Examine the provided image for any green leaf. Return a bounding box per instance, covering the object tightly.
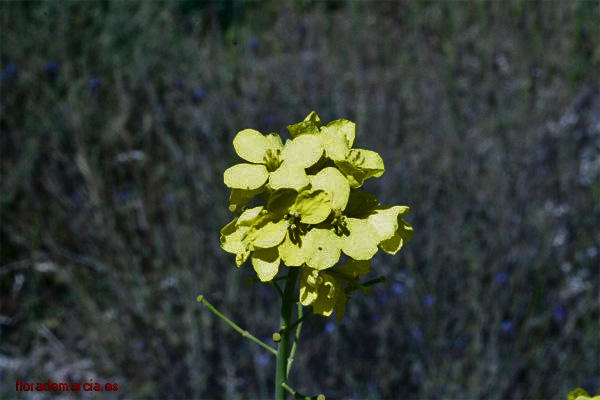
[233,129,274,164]
[278,233,305,266]
[341,218,379,260]
[303,227,341,270]
[223,163,269,190]
[251,247,280,282]
[269,161,310,191]
[293,189,332,224]
[309,167,350,211]
[253,219,288,248]
[281,134,323,168]
[267,188,298,216]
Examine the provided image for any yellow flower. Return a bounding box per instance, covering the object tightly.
[224,128,326,209]
[299,258,371,323]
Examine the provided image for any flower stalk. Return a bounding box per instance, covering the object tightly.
[275,267,300,400]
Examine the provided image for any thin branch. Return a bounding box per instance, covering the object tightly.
[287,303,305,377]
[197,295,277,356]
[281,382,325,400]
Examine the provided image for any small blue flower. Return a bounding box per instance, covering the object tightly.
[44,60,60,77]
[90,75,101,89]
[249,37,259,50]
[501,320,513,333]
[1,63,18,81]
[192,86,206,103]
[263,114,274,126]
[366,381,377,392]
[118,191,130,204]
[324,321,335,334]
[392,282,405,295]
[423,294,436,308]
[553,304,567,323]
[495,271,509,285]
[410,327,423,342]
[253,353,271,367]
[376,294,388,305]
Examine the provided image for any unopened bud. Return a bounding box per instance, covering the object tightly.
[317,395,326,400]
[196,295,204,302]
[272,333,281,342]
[228,204,237,212]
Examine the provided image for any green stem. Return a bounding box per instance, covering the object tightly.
[197,295,277,356]
[287,303,304,378]
[289,305,313,331]
[281,382,325,400]
[275,267,300,400]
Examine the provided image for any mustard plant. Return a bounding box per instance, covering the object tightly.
[198,111,413,399]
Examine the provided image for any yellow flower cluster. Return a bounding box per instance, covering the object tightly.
[220,112,413,322]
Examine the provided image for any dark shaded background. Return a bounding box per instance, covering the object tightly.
[1,1,599,399]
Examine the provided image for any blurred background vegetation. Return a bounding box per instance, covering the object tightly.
[1,1,599,399]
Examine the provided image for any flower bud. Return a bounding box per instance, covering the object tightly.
[272,332,281,342]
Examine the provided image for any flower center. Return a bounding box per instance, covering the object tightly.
[263,148,282,172]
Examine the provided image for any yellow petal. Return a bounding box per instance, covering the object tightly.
[341,218,379,260]
[335,258,371,278]
[380,218,414,255]
[324,119,355,148]
[299,268,319,306]
[220,218,246,254]
[303,228,341,270]
[251,247,280,282]
[237,206,266,226]
[269,162,310,191]
[367,205,410,241]
[312,274,340,316]
[233,129,272,164]
[229,187,264,208]
[265,133,284,151]
[253,219,288,248]
[309,167,350,211]
[281,134,323,168]
[278,233,305,267]
[335,149,385,188]
[293,190,332,225]
[224,163,268,190]
[267,188,298,216]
